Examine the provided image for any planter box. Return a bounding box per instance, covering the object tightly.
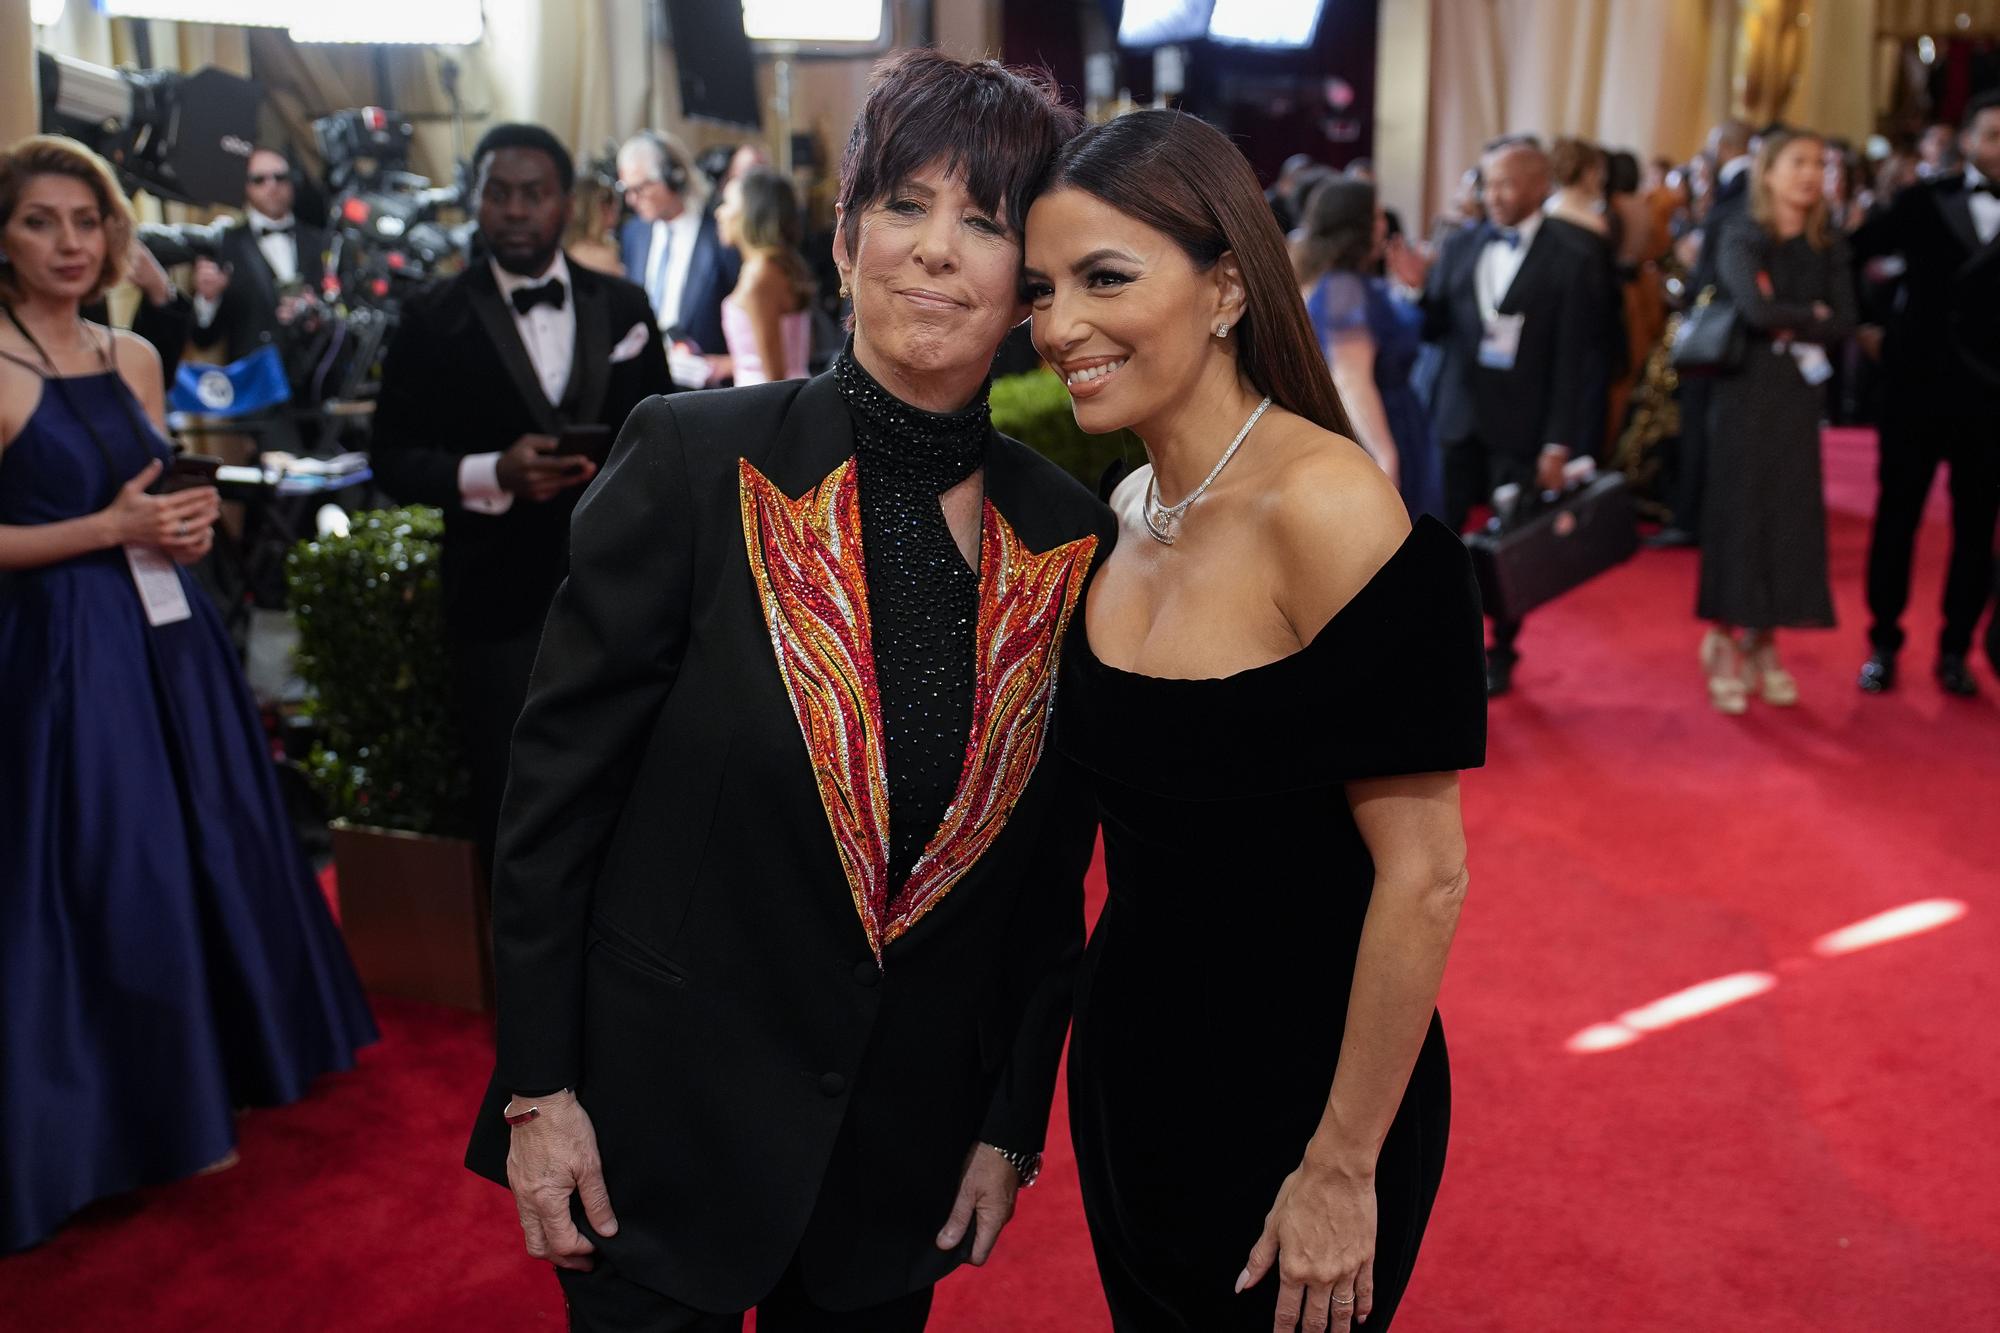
[329,820,492,1012]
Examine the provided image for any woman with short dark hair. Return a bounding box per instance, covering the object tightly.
[1025,109,1485,1332]
[465,51,1111,1331]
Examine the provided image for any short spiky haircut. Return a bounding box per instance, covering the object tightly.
[836,48,1080,258]
[472,122,575,194]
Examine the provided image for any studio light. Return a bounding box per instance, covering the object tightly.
[289,0,484,45]
[96,1,288,25]
[29,0,67,26]
[1118,0,1213,48]
[741,0,885,44]
[1207,0,1327,48]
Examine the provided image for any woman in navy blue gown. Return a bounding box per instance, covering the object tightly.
[1295,176,1446,524]
[0,136,376,1253]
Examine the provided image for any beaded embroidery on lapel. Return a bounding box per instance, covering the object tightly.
[739,457,1097,962]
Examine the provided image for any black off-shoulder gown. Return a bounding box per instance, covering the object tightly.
[1057,516,1488,1331]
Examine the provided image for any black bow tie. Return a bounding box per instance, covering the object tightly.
[1494,226,1523,250]
[1970,179,2000,199]
[511,279,567,316]
[255,222,293,237]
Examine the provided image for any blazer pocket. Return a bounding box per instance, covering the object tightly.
[589,912,691,988]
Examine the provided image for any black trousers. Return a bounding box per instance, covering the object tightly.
[1443,435,1536,659]
[1669,379,1713,537]
[1864,406,2000,657]
[449,627,543,871]
[557,1257,934,1332]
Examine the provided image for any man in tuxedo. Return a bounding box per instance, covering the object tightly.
[1851,91,2000,697]
[1654,119,1754,548]
[1423,136,1612,696]
[189,147,328,367]
[615,130,741,389]
[371,123,671,862]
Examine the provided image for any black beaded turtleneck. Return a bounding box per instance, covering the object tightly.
[836,344,988,890]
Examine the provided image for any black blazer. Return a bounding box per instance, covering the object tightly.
[1690,167,1751,298]
[618,211,743,355]
[463,370,1116,1311]
[1850,174,2000,405]
[189,219,330,364]
[1421,217,1611,461]
[369,259,670,640]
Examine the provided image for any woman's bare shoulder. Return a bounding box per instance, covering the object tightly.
[1260,415,1411,632]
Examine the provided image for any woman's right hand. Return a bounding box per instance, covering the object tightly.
[101,460,221,555]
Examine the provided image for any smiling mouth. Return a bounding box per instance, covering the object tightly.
[1063,358,1127,387]
[898,289,961,308]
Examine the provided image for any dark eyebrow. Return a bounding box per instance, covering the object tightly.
[1068,248,1140,274]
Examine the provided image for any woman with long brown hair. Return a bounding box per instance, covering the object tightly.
[1697,126,1855,713]
[1024,110,1486,1332]
[713,164,815,383]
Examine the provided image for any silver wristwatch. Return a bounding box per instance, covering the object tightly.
[981,1141,1043,1187]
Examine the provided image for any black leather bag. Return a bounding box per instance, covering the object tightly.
[1670,287,1747,377]
[1464,473,1638,623]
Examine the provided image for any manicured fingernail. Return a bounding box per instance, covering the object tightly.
[1234,1268,1250,1293]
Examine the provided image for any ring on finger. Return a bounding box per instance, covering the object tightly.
[1331,1293,1356,1306]
[177,520,189,537]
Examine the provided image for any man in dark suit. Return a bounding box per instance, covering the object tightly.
[615,130,741,389]
[1851,91,2000,697]
[189,147,329,367]
[370,123,671,862]
[1654,119,1754,548]
[1423,135,1612,695]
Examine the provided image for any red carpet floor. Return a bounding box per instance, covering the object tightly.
[5,429,1997,1331]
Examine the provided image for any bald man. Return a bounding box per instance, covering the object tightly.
[1422,136,1613,696]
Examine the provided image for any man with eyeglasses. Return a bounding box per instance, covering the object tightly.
[190,146,327,367]
[615,131,740,388]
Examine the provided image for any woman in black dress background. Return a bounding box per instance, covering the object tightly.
[1697,127,1856,713]
[1023,112,1485,1332]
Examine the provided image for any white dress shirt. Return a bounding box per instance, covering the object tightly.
[457,254,578,517]
[193,209,300,329]
[646,210,704,332]
[1717,155,1752,192]
[1967,169,2000,247]
[1475,211,1542,323]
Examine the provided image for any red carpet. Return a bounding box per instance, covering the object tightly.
[5,430,1997,1331]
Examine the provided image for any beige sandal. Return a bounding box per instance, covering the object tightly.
[1701,628,1749,715]
[1742,633,1799,707]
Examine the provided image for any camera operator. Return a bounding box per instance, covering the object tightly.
[189,147,327,366]
[369,123,670,868]
[615,130,740,388]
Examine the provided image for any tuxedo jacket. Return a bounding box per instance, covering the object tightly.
[189,219,330,364]
[1850,175,2000,408]
[1421,217,1612,461]
[1690,169,1751,298]
[463,370,1116,1311]
[369,258,670,641]
[619,210,742,355]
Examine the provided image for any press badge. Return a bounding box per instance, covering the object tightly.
[124,544,192,626]
[1479,312,1525,369]
[1790,343,1833,386]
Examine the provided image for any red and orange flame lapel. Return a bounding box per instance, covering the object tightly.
[739,457,1097,963]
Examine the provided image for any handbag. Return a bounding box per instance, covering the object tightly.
[1463,472,1638,624]
[1670,286,1747,377]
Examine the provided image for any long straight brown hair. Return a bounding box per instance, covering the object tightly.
[1042,110,1352,437]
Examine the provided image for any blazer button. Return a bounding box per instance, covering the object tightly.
[853,960,880,987]
[819,1072,847,1097]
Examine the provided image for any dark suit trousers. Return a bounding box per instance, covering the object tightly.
[557,1257,934,1332]
[1670,378,1714,537]
[451,627,543,871]
[1865,405,2000,657]
[1443,435,1536,658]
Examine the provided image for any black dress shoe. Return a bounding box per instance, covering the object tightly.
[1936,654,1979,697]
[1858,652,1896,693]
[1485,654,1514,697]
[1643,527,1697,549]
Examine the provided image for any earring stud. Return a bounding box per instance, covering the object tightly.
[1215,322,1230,337]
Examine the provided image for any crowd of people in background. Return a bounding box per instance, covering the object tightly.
[1272,90,2000,705]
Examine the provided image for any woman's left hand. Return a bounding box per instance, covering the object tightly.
[161,486,221,566]
[1238,1156,1377,1331]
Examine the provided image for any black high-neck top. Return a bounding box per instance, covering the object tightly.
[835,346,989,889]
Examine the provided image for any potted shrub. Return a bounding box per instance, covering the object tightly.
[287,507,491,1011]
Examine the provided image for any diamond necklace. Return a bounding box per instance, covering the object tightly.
[1142,395,1271,545]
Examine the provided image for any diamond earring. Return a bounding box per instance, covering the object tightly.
[1215,322,1230,338]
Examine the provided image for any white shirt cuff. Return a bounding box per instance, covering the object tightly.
[458,452,515,515]
[193,293,221,328]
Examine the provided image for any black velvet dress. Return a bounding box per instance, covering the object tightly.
[1056,515,1488,1331]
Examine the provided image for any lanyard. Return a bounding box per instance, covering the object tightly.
[2,305,160,509]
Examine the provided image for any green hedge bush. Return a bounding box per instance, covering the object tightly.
[990,367,1141,490]
[286,507,469,838]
